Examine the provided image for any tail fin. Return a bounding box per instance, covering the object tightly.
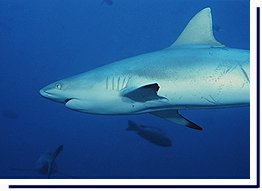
[127,120,139,131]
[52,145,63,160]
[48,145,63,178]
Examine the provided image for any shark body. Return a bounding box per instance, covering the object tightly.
[40,8,249,130]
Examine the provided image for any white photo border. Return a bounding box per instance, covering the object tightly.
[3,0,261,189]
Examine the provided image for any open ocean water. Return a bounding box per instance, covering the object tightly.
[0,0,250,179]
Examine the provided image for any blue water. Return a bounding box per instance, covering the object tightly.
[0,0,250,179]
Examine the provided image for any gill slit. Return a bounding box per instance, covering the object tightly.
[106,77,108,89]
[117,77,120,90]
[112,77,114,90]
[122,77,126,89]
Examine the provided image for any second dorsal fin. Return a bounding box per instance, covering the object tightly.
[170,7,224,48]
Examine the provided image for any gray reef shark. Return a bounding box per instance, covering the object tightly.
[40,8,249,130]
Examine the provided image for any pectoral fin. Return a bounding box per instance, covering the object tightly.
[150,110,203,130]
[121,83,166,102]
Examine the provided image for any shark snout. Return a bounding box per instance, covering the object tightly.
[39,86,56,98]
[39,86,69,103]
[39,88,51,97]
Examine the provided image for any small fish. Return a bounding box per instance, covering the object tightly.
[1,110,18,119]
[101,0,113,6]
[127,120,172,147]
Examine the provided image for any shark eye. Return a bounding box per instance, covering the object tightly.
[55,83,62,90]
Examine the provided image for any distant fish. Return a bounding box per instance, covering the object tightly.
[101,0,113,6]
[35,145,63,178]
[1,110,18,119]
[127,120,172,147]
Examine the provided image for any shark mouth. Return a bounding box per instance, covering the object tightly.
[64,98,84,111]
[64,98,74,104]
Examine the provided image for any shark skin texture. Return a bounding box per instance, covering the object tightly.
[40,8,249,130]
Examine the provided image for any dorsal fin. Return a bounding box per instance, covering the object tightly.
[170,7,224,48]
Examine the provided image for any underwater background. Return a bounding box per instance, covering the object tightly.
[0,0,250,179]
